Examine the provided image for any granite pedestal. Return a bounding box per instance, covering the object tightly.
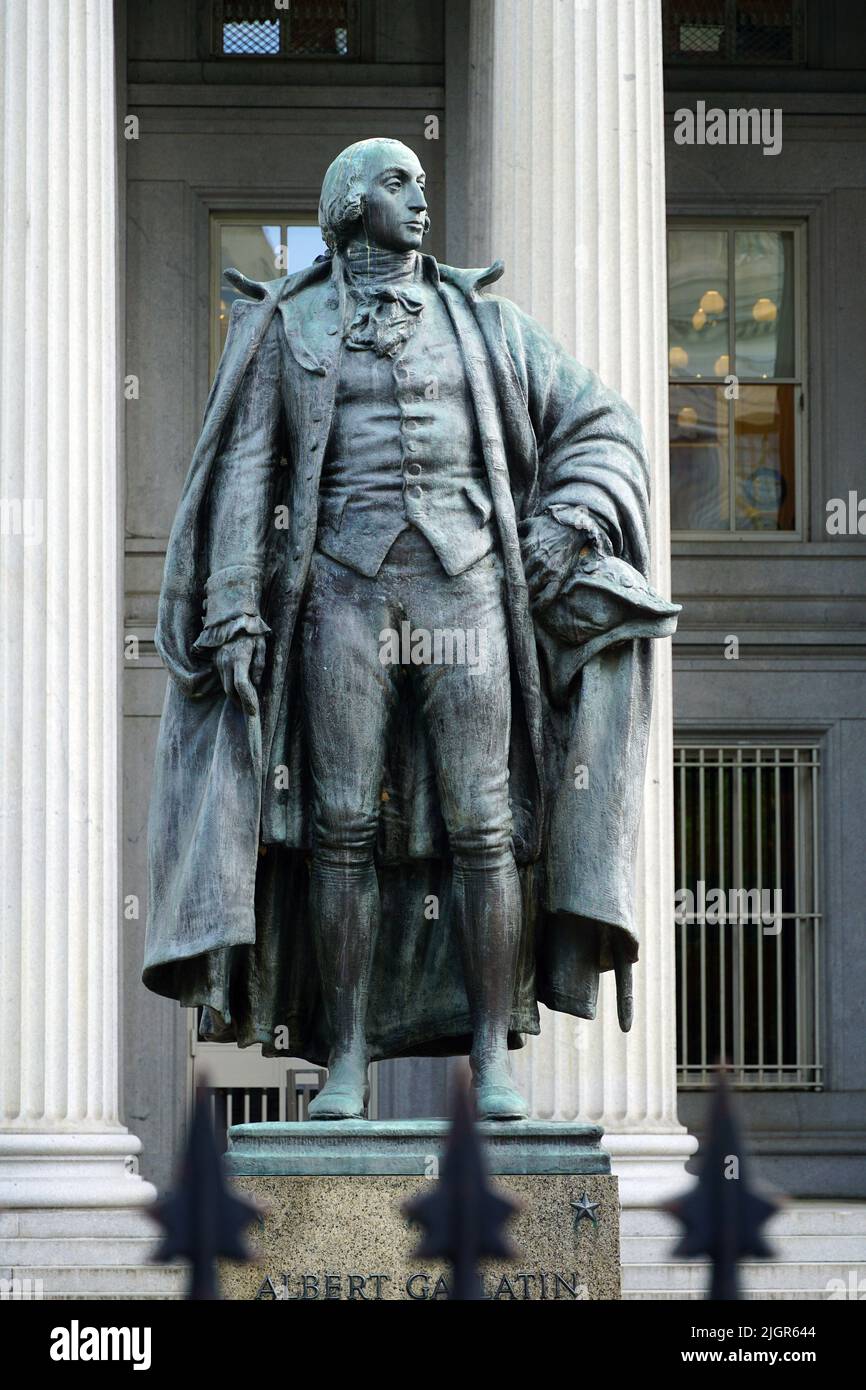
[221,1121,621,1301]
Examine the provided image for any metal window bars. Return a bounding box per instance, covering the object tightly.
[205,1070,327,1153]
[663,0,805,65]
[674,745,821,1089]
[215,1,353,58]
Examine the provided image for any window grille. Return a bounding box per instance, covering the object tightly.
[214,1,353,58]
[674,745,822,1089]
[205,1071,326,1153]
[222,13,280,55]
[663,0,805,65]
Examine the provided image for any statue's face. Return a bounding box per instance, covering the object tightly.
[359,145,428,252]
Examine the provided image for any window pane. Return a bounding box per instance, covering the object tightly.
[734,1,798,63]
[734,385,796,530]
[220,222,283,288]
[669,385,730,531]
[734,230,796,379]
[668,229,730,380]
[663,0,804,66]
[222,21,280,55]
[664,1,727,59]
[287,0,351,55]
[284,224,328,273]
[217,223,282,356]
[214,221,327,364]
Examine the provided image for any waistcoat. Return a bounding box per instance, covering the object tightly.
[317,279,496,577]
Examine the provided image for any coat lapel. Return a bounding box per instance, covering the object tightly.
[438,278,545,840]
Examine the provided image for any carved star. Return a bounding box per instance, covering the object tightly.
[571,1192,600,1229]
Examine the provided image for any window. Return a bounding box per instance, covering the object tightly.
[668,222,805,536]
[674,744,822,1089]
[663,1,805,66]
[213,1,355,57]
[210,214,328,377]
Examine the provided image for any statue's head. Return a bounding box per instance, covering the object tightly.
[318,138,430,255]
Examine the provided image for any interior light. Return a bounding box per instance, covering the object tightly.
[752,297,778,323]
[700,289,726,315]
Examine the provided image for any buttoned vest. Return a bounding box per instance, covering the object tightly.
[316,280,496,577]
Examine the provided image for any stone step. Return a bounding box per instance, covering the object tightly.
[0,1238,165,1265]
[623,1233,866,1264]
[8,1264,188,1295]
[765,1205,866,1235]
[623,1260,866,1293]
[621,1203,866,1239]
[48,1292,186,1301]
[0,1209,161,1239]
[626,1289,839,1302]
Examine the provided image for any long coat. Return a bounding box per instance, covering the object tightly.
[144,254,678,1063]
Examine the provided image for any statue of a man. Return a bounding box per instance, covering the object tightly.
[144,138,678,1121]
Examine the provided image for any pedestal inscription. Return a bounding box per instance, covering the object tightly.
[221,1173,620,1301]
[220,1121,621,1300]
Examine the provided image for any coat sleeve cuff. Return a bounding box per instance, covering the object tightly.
[545,503,612,552]
[193,614,271,652]
[192,565,270,650]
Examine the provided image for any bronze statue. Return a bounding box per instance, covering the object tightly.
[144,138,678,1120]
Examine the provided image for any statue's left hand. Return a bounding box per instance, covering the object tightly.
[519,512,601,609]
[215,634,266,716]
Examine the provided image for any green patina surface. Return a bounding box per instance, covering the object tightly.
[225,1119,611,1177]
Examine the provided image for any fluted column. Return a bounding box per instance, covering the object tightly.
[465,0,695,1202]
[0,0,153,1208]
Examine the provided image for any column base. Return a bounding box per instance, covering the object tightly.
[0,1131,157,1209]
[604,1131,698,1207]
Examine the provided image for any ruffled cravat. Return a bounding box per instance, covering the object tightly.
[341,246,425,357]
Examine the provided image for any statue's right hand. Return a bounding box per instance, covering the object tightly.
[215,634,266,716]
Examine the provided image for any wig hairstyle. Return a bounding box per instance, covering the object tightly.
[318,137,431,252]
